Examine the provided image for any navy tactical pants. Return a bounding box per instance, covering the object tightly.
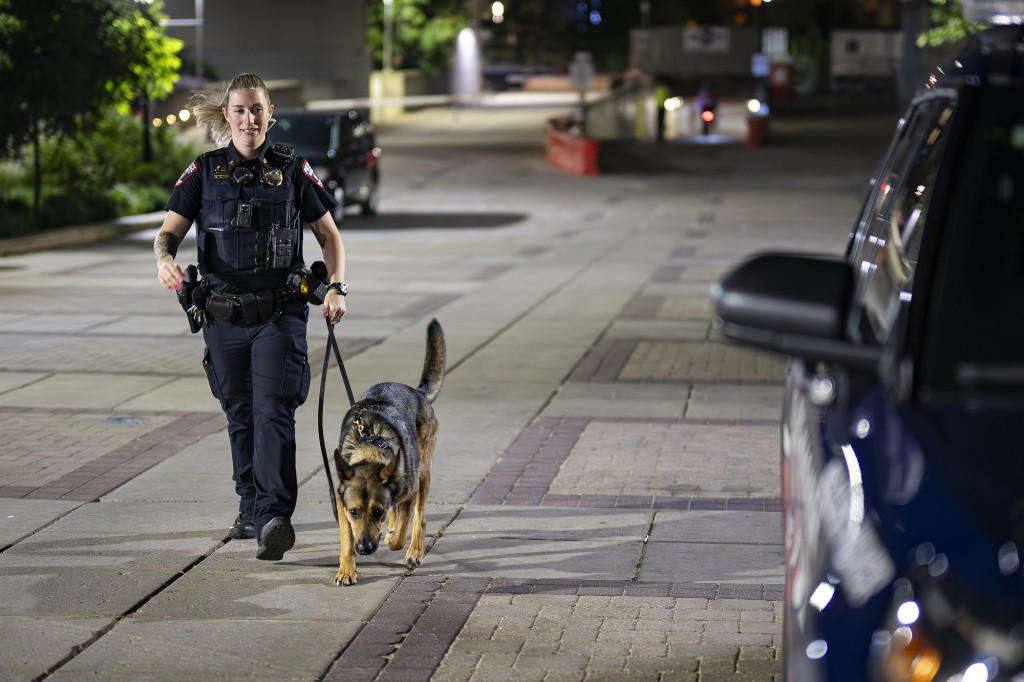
[201,303,310,539]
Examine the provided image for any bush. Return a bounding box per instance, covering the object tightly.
[39,188,120,230]
[110,182,172,215]
[0,199,32,238]
[0,108,205,236]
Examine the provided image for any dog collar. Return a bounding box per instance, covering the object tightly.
[354,417,393,455]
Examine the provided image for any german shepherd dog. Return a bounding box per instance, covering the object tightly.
[332,319,445,586]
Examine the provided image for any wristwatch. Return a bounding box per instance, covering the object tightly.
[327,282,348,296]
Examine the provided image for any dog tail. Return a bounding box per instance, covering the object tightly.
[417,318,445,403]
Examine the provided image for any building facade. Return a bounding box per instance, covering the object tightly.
[160,0,371,105]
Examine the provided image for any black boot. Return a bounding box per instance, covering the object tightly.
[256,517,295,561]
[228,512,255,540]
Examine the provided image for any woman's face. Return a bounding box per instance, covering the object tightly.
[222,88,273,157]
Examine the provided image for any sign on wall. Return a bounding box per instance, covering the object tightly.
[683,26,730,53]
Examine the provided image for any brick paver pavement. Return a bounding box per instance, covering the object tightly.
[0,408,224,502]
[619,342,785,384]
[0,408,177,488]
[327,577,781,682]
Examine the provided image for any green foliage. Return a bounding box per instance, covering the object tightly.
[0,110,203,237]
[0,0,182,227]
[0,0,21,71]
[0,0,182,156]
[108,2,184,115]
[40,110,200,201]
[366,0,469,75]
[913,0,987,47]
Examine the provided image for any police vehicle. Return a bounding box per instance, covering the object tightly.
[271,109,381,224]
[711,2,1024,680]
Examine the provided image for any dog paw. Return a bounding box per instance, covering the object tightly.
[387,535,406,552]
[334,569,357,586]
[404,552,422,570]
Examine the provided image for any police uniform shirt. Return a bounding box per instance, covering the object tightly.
[166,139,337,292]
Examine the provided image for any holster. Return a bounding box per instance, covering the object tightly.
[176,265,202,333]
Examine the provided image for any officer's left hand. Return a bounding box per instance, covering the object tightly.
[324,290,346,326]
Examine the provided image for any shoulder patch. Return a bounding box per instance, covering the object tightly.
[302,160,325,189]
[175,160,198,187]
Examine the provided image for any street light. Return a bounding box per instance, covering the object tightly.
[383,0,394,70]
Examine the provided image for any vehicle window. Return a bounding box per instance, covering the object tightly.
[271,114,334,148]
[847,98,957,345]
[926,88,1024,387]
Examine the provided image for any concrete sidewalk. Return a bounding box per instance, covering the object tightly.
[0,100,896,681]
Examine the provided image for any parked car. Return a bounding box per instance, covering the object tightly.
[711,10,1024,682]
[271,109,381,223]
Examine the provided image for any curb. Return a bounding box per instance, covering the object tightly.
[0,211,165,257]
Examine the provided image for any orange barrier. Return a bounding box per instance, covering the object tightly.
[546,120,600,175]
[746,115,769,147]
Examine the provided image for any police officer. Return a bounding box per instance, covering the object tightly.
[154,74,347,561]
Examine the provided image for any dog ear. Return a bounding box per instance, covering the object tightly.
[380,455,399,484]
[334,448,354,481]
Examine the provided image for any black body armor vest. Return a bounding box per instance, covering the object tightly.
[196,144,302,276]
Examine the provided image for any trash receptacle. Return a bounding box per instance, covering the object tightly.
[769,61,793,101]
[746,115,769,147]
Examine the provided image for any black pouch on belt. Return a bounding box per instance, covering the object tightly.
[235,290,278,325]
[237,292,259,325]
[205,293,237,321]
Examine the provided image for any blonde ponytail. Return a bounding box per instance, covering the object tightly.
[187,73,273,147]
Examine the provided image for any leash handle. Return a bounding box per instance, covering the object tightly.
[318,318,355,522]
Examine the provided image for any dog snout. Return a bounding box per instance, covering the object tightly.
[356,538,378,555]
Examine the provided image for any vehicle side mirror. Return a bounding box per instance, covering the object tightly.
[710,252,885,373]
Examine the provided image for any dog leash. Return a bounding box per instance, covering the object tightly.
[318,318,356,522]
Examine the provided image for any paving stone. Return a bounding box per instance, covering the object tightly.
[639,542,784,584]
[443,505,653,541]
[0,498,82,547]
[687,383,784,422]
[0,615,112,682]
[55,619,361,680]
[548,420,781,499]
[650,510,782,544]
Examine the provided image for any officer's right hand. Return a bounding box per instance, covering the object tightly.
[157,256,185,290]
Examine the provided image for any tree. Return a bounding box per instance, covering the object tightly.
[0,0,181,227]
[366,0,469,75]
[914,0,986,47]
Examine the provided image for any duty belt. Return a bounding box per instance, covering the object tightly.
[204,287,294,325]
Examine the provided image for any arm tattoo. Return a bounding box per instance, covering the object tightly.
[154,231,179,262]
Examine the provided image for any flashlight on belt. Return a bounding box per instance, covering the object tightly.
[286,261,329,305]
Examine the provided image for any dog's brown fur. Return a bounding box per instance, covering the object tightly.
[332,319,444,586]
